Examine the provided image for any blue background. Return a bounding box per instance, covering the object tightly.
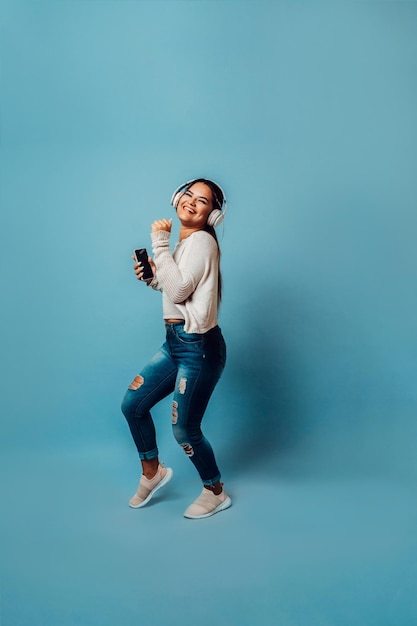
[1,1,416,625]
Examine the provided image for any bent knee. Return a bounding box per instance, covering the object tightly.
[121,394,132,419]
[121,375,144,418]
[172,425,195,458]
[172,424,202,448]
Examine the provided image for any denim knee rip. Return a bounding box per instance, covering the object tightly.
[171,401,178,424]
[181,443,194,457]
[129,375,144,390]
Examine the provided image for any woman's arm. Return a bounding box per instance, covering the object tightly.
[151,221,214,304]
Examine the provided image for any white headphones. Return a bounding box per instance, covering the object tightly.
[170,178,227,228]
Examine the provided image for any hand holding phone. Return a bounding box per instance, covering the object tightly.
[134,248,154,281]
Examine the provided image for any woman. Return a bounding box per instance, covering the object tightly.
[121,178,231,519]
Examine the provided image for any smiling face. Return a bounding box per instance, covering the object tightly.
[176,181,214,230]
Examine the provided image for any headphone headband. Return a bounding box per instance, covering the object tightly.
[170,178,227,227]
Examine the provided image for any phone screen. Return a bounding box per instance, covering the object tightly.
[134,248,153,280]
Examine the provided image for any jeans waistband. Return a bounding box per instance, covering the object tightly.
[164,322,221,339]
[164,320,185,328]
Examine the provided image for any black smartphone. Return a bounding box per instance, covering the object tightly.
[134,248,154,280]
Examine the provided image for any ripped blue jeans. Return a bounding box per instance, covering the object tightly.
[121,322,226,486]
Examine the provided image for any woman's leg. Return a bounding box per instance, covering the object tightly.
[171,327,227,487]
[121,343,177,465]
[121,343,177,508]
[172,327,232,519]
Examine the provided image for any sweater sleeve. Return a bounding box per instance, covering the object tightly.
[151,230,211,304]
[148,275,161,291]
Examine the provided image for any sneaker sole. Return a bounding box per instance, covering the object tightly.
[129,467,173,509]
[183,495,232,519]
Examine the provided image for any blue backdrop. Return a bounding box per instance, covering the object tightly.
[1,2,416,625]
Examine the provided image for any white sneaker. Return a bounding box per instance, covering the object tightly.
[129,465,173,508]
[184,486,231,519]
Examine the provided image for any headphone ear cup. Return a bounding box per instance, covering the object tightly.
[172,192,182,208]
[207,209,224,227]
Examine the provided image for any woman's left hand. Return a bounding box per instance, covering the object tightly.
[151,218,172,233]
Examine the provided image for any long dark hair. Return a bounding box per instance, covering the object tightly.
[190,178,224,306]
[203,223,222,306]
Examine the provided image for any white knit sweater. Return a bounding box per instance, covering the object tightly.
[150,229,219,333]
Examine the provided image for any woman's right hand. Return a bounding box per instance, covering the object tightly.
[132,255,156,284]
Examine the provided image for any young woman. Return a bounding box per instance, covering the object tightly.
[121,178,231,519]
